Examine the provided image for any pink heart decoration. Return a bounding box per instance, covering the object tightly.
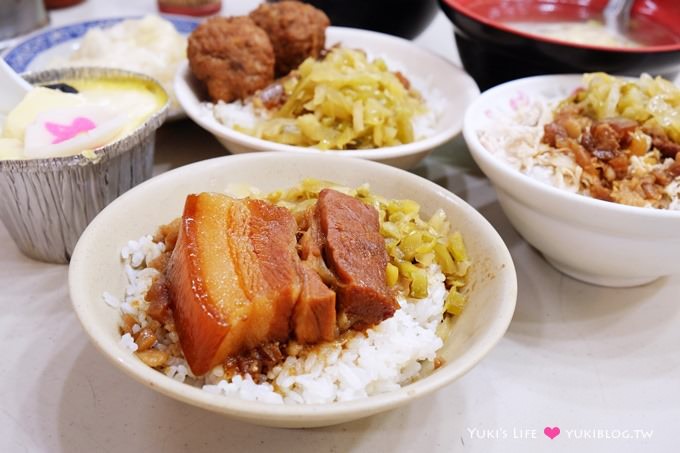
[544,426,560,440]
[45,117,96,144]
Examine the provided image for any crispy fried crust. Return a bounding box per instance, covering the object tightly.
[187,16,275,102]
[250,1,329,77]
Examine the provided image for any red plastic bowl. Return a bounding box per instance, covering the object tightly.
[439,0,680,90]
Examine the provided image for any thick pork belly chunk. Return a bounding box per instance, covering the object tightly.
[316,189,398,329]
[166,193,301,375]
[229,199,303,343]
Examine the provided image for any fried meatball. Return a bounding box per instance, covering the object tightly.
[250,1,330,77]
[187,16,275,103]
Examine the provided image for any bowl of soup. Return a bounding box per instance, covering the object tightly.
[439,0,680,90]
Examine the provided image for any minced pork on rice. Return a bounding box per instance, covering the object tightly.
[478,79,680,210]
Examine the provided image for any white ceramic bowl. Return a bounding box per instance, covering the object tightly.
[463,74,680,287]
[174,26,480,170]
[69,152,516,428]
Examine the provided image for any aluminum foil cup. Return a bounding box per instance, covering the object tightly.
[0,67,169,263]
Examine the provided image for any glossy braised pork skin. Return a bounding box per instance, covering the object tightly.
[165,189,397,376]
[166,193,301,375]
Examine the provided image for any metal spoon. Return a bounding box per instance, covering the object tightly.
[603,0,635,37]
[0,58,32,114]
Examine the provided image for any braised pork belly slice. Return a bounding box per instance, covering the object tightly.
[316,189,398,330]
[293,263,337,344]
[298,206,336,286]
[228,199,302,345]
[166,193,301,376]
[163,188,398,376]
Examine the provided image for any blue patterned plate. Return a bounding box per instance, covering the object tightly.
[3,15,199,72]
[2,15,199,120]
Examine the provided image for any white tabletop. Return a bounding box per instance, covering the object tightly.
[1,1,678,452]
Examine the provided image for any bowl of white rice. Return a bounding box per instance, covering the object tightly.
[463,74,680,287]
[174,27,479,170]
[69,152,516,427]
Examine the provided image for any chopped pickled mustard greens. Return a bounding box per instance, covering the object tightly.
[386,262,399,287]
[240,47,426,150]
[434,243,456,275]
[564,72,680,143]
[447,231,467,263]
[266,179,471,315]
[444,289,466,316]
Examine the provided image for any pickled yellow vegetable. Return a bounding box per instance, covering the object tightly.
[386,263,399,287]
[444,289,466,316]
[434,243,456,275]
[242,48,427,150]
[447,231,468,263]
[566,73,680,143]
[410,268,429,299]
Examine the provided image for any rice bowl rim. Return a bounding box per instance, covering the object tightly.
[68,152,516,424]
[463,73,680,222]
[174,26,480,161]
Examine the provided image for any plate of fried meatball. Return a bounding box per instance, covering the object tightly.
[188,1,329,103]
[176,0,480,169]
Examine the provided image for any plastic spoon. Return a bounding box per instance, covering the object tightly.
[603,0,635,38]
[0,58,32,114]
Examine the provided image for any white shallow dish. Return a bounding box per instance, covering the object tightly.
[174,26,480,170]
[69,152,516,428]
[2,15,199,120]
[463,74,680,288]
